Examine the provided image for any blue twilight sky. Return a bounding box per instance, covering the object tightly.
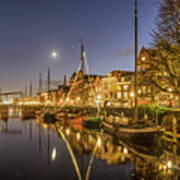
[0,0,159,92]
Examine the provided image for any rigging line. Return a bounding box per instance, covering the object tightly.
[84,53,97,103]
[59,62,82,110]
[85,137,99,180]
[60,45,97,110]
[125,12,134,71]
[138,11,146,48]
[56,126,82,180]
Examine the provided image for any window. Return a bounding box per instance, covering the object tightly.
[123,85,128,90]
[138,89,142,94]
[148,87,151,93]
[124,92,128,99]
[143,86,146,94]
[117,92,122,99]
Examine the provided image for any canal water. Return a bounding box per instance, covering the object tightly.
[0,118,179,180]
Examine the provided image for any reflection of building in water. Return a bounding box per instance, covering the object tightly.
[36,120,180,180]
[63,128,180,180]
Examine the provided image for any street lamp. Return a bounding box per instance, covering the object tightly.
[141,56,146,61]
[97,94,101,100]
[130,92,134,107]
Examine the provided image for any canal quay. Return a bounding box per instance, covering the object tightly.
[0,105,180,180]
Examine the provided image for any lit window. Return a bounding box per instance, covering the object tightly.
[138,89,141,94]
[123,85,128,90]
[143,86,146,93]
[124,92,128,99]
[117,92,122,99]
[148,87,151,93]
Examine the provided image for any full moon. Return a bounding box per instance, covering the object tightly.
[51,51,57,58]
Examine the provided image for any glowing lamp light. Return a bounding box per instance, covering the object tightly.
[76,97,80,101]
[130,92,134,97]
[3,99,13,105]
[66,128,70,136]
[141,56,146,61]
[123,147,128,154]
[97,94,102,100]
[167,161,172,168]
[66,98,70,102]
[95,100,101,105]
[77,133,80,140]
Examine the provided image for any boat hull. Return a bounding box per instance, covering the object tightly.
[83,118,101,129]
[103,120,161,146]
[43,113,57,124]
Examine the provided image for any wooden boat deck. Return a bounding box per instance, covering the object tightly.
[118,126,161,134]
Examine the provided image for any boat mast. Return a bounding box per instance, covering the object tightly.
[134,0,138,121]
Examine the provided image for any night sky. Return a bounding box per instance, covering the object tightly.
[0,0,158,92]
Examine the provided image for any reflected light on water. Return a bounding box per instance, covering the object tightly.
[167,161,172,169]
[77,132,80,140]
[8,108,13,117]
[43,124,48,129]
[51,148,57,161]
[97,137,101,147]
[66,128,70,136]
[163,165,167,170]
[123,147,128,155]
[19,110,22,117]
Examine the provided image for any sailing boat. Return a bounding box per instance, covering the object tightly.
[103,0,162,145]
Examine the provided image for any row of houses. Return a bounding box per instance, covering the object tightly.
[34,46,179,108]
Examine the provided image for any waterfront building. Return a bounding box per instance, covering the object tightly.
[57,84,70,106]
[137,47,179,107]
[68,71,104,107]
[102,71,134,108]
[137,47,157,105]
[34,46,178,108]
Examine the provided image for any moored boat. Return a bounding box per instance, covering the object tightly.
[83,117,103,129]
[103,0,161,146]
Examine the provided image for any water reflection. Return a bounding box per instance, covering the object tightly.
[37,119,180,180]
[0,117,179,179]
